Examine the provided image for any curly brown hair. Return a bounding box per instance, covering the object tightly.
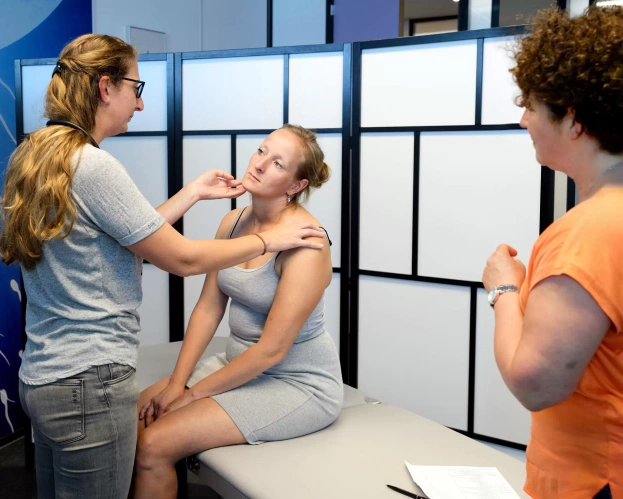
[511,6,623,154]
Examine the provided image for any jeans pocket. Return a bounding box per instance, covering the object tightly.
[25,380,85,445]
[101,364,135,386]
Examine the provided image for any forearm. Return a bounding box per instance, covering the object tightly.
[156,183,199,225]
[493,293,524,394]
[182,236,266,276]
[169,311,223,387]
[187,345,281,400]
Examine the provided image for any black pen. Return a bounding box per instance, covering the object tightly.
[386,484,428,499]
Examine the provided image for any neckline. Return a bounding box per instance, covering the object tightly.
[231,253,278,273]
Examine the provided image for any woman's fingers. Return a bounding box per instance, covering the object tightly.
[220,187,247,199]
[212,170,233,180]
[139,401,150,420]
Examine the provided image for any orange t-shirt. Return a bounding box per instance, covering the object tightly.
[519,189,623,499]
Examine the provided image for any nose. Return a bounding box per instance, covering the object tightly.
[135,97,144,112]
[255,157,267,172]
[519,109,529,129]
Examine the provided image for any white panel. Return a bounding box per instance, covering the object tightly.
[183,136,233,331]
[474,289,531,444]
[469,0,493,30]
[418,131,541,283]
[22,61,168,134]
[138,264,169,347]
[22,64,54,134]
[100,136,168,209]
[360,134,413,274]
[323,273,341,353]
[129,60,167,132]
[306,134,342,268]
[235,134,269,209]
[361,41,477,127]
[482,37,524,125]
[359,276,470,430]
[183,57,283,131]
[289,52,343,129]
[272,0,326,47]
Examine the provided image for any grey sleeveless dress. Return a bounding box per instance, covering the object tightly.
[186,210,343,444]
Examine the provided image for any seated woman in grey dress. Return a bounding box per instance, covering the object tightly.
[133,124,343,498]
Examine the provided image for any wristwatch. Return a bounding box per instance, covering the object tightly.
[487,285,519,308]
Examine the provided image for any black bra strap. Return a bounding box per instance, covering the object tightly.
[46,120,99,149]
[228,206,248,239]
[320,227,332,247]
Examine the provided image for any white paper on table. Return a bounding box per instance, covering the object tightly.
[405,462,521,499]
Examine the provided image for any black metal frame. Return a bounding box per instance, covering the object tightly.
[349,25,552,449]
[491,0,501,28]
[326,0,334,44]
[267,0,273,48]
[459,0,469,31]
[177,43,353,380]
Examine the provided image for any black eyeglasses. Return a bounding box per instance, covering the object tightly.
[121,77,145,98]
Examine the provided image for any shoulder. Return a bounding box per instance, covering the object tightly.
[281,207,331,264]
[73,145,126,181]
[215,208,247,240]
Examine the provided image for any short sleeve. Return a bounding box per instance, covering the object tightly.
[527,211,623,334]
[72,146,165,246]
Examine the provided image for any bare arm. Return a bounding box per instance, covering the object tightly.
[496,275,610,411]
[140,214,234,423]
[179,237,332,403]
[127,217,326,277]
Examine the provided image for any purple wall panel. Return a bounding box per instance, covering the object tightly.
[334,0,401,43]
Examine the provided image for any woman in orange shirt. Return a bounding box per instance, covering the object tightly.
[483,6,623,499]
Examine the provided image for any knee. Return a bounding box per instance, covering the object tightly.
[135,428,165,471]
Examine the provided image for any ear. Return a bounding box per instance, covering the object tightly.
[98,76,112,105]
[566,108,583,139]
[287,179,309,196]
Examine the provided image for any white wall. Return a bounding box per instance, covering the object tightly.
[570,0,590,17]
[469,0,492,30]
[92,0,202,53]
[201,0,267,51]
[272,0,326,47]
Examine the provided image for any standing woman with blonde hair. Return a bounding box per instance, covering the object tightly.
[0,34,324,499]
[483,6,623,499]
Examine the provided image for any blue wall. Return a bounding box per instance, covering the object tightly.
[0,0,91,442]
[333,0,401,43]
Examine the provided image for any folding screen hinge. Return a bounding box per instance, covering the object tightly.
[330,4,335,16]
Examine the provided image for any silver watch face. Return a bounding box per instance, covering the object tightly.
[487,288,497,305]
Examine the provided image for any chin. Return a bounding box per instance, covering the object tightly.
[241,177,257,193]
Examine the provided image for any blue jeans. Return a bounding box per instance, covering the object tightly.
[19,364,139,499]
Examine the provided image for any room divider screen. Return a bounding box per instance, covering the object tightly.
[17,26,568,449]
[349,27,553,449]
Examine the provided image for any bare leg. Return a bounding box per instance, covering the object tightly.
[133,397,246,499]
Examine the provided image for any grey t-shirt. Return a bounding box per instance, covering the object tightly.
[19,144,165,385]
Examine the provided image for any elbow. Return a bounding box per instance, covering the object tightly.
[255,342,288,368]
[510,369,573,412]
[174,242,201,277]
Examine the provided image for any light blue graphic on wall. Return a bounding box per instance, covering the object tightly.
[0,0,91,441]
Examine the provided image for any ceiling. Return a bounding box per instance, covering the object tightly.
[403,0,459,20]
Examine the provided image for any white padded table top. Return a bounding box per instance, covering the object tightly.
[195,403,528,499]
